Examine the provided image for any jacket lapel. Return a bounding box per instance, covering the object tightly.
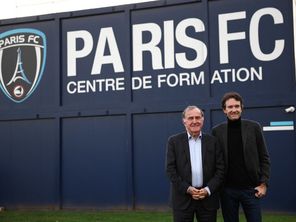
[182,132,191,164]
[201,135,206,166]
[221,124,228,161]
[241,120,248,149]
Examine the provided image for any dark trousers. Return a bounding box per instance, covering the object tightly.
[221,187,262,222]
[173,200,217,222]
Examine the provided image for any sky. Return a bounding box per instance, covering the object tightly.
[0,0,158,20]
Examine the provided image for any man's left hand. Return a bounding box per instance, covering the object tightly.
[192,188,208,200]
[255,183,267,198]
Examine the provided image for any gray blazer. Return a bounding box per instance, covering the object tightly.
[166,132,224,210]
[212,119,270,187]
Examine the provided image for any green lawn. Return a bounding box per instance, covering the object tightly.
[0,210,295,222]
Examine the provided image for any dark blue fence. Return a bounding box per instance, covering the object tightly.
[0,0,295,212]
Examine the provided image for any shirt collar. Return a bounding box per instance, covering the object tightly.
[187,132,202,140]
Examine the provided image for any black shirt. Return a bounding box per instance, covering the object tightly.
[226,118,254,188]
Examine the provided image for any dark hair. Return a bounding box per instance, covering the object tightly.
[221,92,243,109]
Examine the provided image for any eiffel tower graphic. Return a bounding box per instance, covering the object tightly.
[7,47,31,86]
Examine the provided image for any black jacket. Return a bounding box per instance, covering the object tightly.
[212,119,270,187]
[166,132,224,210]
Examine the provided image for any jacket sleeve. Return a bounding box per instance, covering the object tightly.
[205,137,225,194]
[165,136,190,194]
[255,123,271,186]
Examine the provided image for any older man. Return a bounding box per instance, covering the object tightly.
[166,106,224,222]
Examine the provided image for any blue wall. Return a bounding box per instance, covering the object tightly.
[0,0,295,211]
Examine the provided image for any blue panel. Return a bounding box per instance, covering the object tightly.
[61,12,129,108]
[62,115,128,208]
[131,2,210,104]
[133,112,184,207]
[209,0,295,99]
[0,119,58,208]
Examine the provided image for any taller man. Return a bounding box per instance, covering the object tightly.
[212,92,271,222]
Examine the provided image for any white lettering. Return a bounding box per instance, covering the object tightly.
[157,71,204,88]
[133,18,207,71]
[132,76,152,90]
[66,77,125,94]
[67,30,93,77]
[250,7,284,61]
[164,20,175,69]
[91,27,124,75]
[176,18,207,69]
[0,35,25,48]
[211,66,263,84]
[133,23,163,71]
[28,35,39,44]
[219,11,246,64]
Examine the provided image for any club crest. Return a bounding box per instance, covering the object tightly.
[0,28,46,103]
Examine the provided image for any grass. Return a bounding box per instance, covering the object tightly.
[0,210,295,222]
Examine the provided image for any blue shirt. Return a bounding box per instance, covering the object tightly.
[187,132,211,195]
[188,132,203,188]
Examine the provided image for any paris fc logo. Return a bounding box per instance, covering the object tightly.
[0,28,46,103]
